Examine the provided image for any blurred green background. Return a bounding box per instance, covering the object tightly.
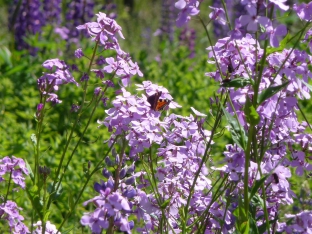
[0,0,311,233]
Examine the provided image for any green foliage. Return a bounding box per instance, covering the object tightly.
[222,106,247,150]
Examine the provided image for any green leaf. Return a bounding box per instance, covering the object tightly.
[43,211,51,223]
[266,33,289,55]
[160,198,171,209]
[0,46,12,67]
[25,159,34,182]
[249,216,260,234]
[221,77,252,88]
[244,96,260,125]
[26,185,43,219]
[61,226,75,234]
[257,81,290,105]
[250,174,269,200]
[222,106,247,150]
[47,181,63,202]
[241,220,250,234]
[233,196,249,233]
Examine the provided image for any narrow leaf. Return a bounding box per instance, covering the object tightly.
[160,198,171,209]
[266,33,289,55]
[43,211,51,223]
[257,81,290,105]
[250,174,269,200]
[25,159,34,182]
[244,96,260,125]
[221,77,252,88]
[222,106,247,150]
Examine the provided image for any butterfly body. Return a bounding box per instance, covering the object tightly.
[272,173,279,184]
[147,91,170,111]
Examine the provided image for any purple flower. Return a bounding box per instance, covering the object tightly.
[77,12,124,54]
[33,220,59,234]
[294,2,312,22]
[179,26,197,58]
[303,28,312,53]
[74,48,84,58]
[0,156,29,189]
[290,151,312,176]
[9,0,44,55]
[155,0,176,43]
[261,24,287,48]
[174,0,201,27]
[239,4,271,32]
[0,200,30,233]
[280,210,312,233]
[43,0,61,25]
[38,59,79,104]
[209,6,226,25]
[65,0,94,41]
[81,180,134,233]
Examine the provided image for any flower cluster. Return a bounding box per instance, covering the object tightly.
[63,0,94,42]
[205,1,312,231]
[0,156,29,233]
[278,210,312,233]
[33,220,59,234]
[8,0,44,55]
[43,0,62,25]
[174,0,202,27]
[0,156,29,189]
[0,201,29,234]
[37,59,78,105]
[154,0,176,42]
[76,12,143,86]
[179,26,196,58]
[83,80,239,232]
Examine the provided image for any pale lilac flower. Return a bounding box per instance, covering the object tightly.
[74,48,84,58]
[239,4,271,31]
[0,156,29,189]
[290,151,312,176]
[303,28,312,53]
[174,0,201,27]
[261,24,287,48]
[0,200,30,234]
[269,0,289,11]
[294,2,312,22]
[282,210,312,233]
[77,12,124,54]
[209,6,226,25]
[37,59,78,104]
[54,27,69,40]
[81,177,134,233]
[33,221,59,234]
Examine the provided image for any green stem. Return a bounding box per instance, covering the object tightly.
[47,41,99,209]
[181,94,224,234]
[56,137,118,233]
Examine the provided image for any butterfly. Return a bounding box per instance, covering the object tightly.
[147,91,171,111]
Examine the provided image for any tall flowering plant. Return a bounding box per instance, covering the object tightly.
[29,12,143,233]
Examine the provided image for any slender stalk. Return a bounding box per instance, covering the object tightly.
[56,137,118,233]
[4,169,13,202]
[49,87,108,209]
[47,41,99,209]
[181,94,224,234]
